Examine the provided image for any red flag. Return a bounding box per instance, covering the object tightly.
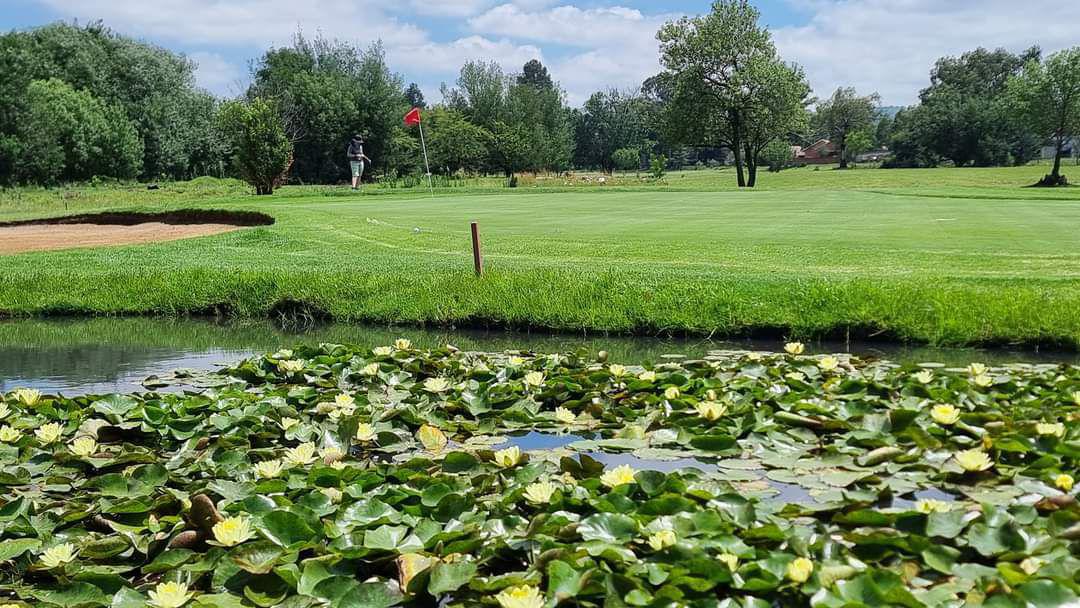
[404,107,421,126]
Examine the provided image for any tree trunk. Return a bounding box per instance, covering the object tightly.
[732,140,746,187]
[745,143,757,187]
[838,133,848,169]
[1051,141,1063,181]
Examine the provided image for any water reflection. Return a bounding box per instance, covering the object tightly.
[1,317,1076,395]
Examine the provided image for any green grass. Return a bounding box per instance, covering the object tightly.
[2,165,1080,347]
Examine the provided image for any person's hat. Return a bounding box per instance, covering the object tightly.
[354,134,364,141]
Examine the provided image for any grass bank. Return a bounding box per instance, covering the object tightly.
[2,166,1080,347]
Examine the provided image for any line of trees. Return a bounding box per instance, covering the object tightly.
[2,7,1079,191]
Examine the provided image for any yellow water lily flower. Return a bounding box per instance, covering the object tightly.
[1020,557,1045,576]
[1055,473,1074,492]
[553,406,576,424]
[494,446,523,468]
[914,369,934,384]
[718,553,739,571]
[372,346,393,356]
[972,374,993,388]
[818,356,840,372]
[663,386,680,400]
[69,436,97,457]
[418,424,448,453]
[279,417,299,430]
[647,529,677,551]
[786,371,806,382]
[272,349,293,359]
[508,356,525,367]
[284,442,318,466]
[11,388,41,407]
[34,422,62,444]
[335,393,356,409]
[637,370,656,382]
[523,371,545,388]
[784,342,805,355]
[254,459,284,479]
[915,498,951,513]
[786,557,814,583]
[361,363,380,376]
[355,423,377,442]
[212,516,254,547]
[695,401,726,421]
[394,338,412,350]
[600,464,636,488]
[147,581,194,608]
[0,425,19,443]
[495,585,544,608]
[320,445,345,463]
[931,404,960,425]
[39,543,76,569]
[609,364,627,377]
[278,359,305,373]
[424,377,450,393]
[321,487,343,503]
[522,480,558,504]
[330,461,347,470]
[955,449,993,472]
[0,403,9,419]
[967,363,987,376]
[1035,422,1065,437]
[1073,391,1080,406]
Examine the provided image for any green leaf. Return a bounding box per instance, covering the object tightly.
[363,525,423,552]
[1017,580,1079,607]
[427,561,476,595]
[232,541,285,574]
[0,538,41,561]
[578,513,639,542]
[260,510,317,547]
[548,560,587,600]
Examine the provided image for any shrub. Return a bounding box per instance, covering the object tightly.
[217,98,293,195]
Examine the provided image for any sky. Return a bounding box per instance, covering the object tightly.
[3,0,1080,107]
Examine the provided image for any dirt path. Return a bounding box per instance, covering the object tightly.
[0,222,243,254]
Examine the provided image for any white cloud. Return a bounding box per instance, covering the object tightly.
[773,0,1080,105]
[468,4,672,103]
[390,35,542,76]
[188,51,244,96]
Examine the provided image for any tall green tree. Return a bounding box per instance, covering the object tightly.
[14,78,142,184]
[405,83,426,108]
[0,21,225,182]
[1007,47,1080,186]
[574,89,648,172]
[442,61,507,130]
[249,34,407,184]
[218,98,293,195]
[424,107,490,174]
[657,0,810,187]
[814,87,879,169]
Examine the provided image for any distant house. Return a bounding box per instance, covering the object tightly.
[1040,137,1079,160]
[855,147,892,163]
[793,139,838,164]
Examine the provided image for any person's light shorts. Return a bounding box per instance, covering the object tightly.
[350,161,364,178]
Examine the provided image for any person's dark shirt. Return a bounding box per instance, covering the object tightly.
[347,140,364,160]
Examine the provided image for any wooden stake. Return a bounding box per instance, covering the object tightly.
[471,221,483,277]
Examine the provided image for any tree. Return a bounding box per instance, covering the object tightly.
[442,61,506,130]
[612,147,640,173]
[0,21,225,183]
[657,0,811,187]
[845,129,874,165]
[575,89,648,172]
[218,98,293,195]
[425,107,490,174]
[249,34,407,184]
[758,139,792,172]
[405,83,426,108]
[814,87,879,169]
[518,59,553,90]
[15,78,141,184]
[903,47,1040,168]
[1007,47,1080,186]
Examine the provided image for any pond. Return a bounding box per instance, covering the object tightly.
[2,317,1077,395]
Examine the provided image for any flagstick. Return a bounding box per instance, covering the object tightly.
[417,119,434,198]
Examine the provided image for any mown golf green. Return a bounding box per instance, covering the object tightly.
[1,165,1079,347]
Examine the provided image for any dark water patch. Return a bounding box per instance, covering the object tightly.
[506,432,593,451]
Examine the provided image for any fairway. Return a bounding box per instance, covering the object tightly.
[2,169,1080,346]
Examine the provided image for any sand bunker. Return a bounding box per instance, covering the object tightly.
[0,210,274,254]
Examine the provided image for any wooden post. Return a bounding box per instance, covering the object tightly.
[470,222,483,277]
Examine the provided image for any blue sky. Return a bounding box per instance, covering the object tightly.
[3,1,1078,106]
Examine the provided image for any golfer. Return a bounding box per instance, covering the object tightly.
[347,134,372,190]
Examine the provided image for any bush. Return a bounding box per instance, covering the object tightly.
[218,98,293,195]
[612,147,640,172]
[759,139,794,173]
[650,154,667,179]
